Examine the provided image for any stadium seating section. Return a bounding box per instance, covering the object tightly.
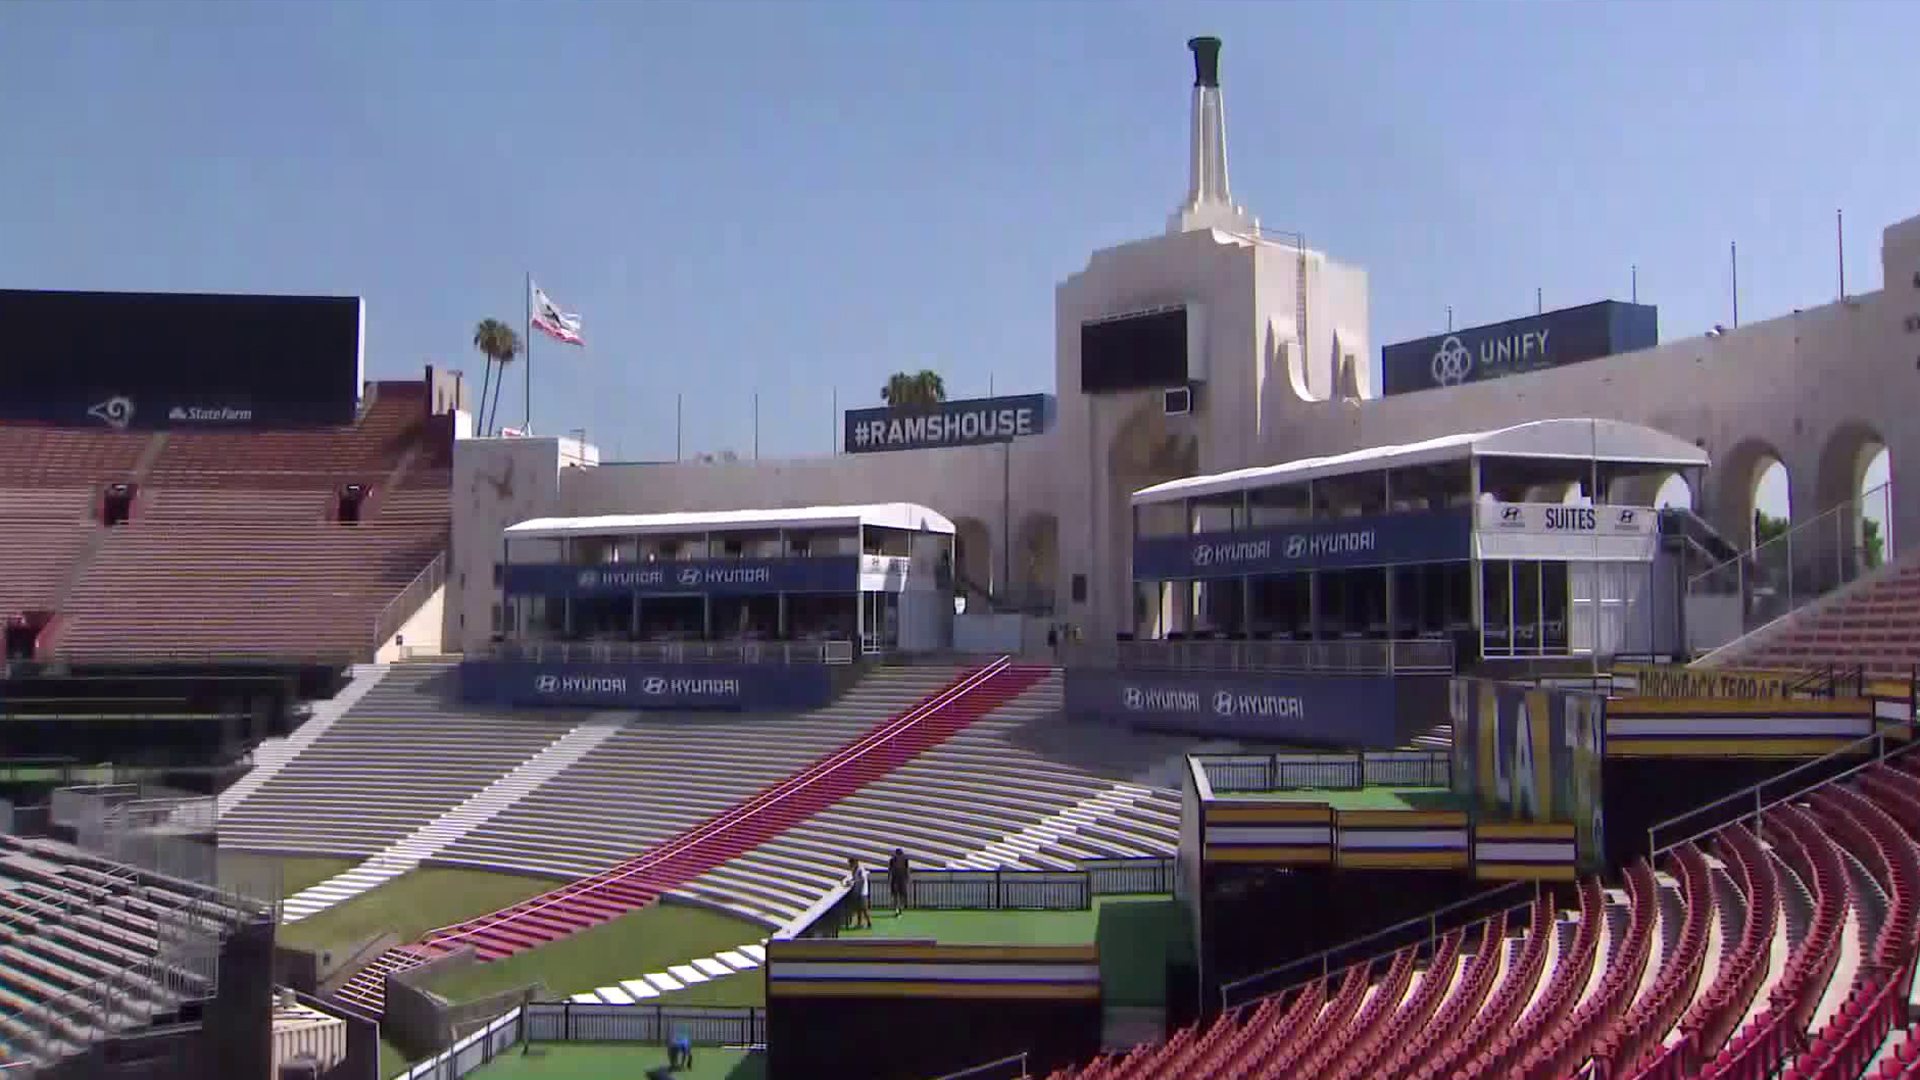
[1704,546,1920,679]
[0,382,450,662]
[0,835,259,1068]
[1044,748,1920,1080]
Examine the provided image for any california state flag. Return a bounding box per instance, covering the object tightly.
[530,281,584,345]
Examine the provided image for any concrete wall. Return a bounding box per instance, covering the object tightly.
[377,584,443,662]
[445,213,1920,652]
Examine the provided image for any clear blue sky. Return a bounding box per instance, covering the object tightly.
[4,1,1916,481]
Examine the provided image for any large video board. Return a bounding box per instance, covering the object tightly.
[0,289,365,428]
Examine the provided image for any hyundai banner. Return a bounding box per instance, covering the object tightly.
[505,557,861,598]
[1132,508,1472,581]
[844,393,1051,454]
[1380,300,1658,396]
[1065,670,1400,746]
[460,661,834,711]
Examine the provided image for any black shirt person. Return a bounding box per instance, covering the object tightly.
[888,848,910,916]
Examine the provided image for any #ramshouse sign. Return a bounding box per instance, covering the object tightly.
[844,394,1050,454]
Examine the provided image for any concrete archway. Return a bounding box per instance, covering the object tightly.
[1108,396,1200,639]
[1016,511,1060,608]
[1815,421,1891,560]
[950,516,994,594]
[1714,437,1791,550]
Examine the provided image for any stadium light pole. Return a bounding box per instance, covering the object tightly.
[1731,241,1739,329]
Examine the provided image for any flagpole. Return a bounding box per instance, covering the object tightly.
[524,271,534,434]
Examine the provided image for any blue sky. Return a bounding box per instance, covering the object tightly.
[3,1,1915,501]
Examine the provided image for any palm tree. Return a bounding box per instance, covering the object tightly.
[880,369,947,408]
[472,319,522,435]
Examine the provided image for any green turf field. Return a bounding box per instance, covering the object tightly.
[216,851,357,901]
[468,1044,765,1080]
[422,903,768,1006]
[380,1038,413,1079]
[839,894,1189,1006]
[1214,785,1467,811]
[277,868,567,955]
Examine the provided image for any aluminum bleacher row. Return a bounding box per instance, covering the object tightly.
[1044,747,1920,1080]
[0,488,94,615]
[0,382,450,661]
[0,834,261,1069]
[216,661,575,857]
[219,660,1183,932]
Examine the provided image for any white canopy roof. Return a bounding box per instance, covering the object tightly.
[1132,419,1710,506]
[505,502,956,539]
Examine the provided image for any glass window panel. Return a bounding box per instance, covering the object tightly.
[1543,561,1571,653]
[1481,560,1511,656]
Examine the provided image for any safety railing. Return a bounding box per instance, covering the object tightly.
[1648,725,1916,858]
[1687,480,1894,643]
[374,550,447,655]
[1219,879,1538,1010]
[522,1002,765,1048]
[1198,750,1452,793]
[1081,856,1177,896]
[397,1004,526,1080]
[1070,636,1454,675]
[869,869,1091,913]
[925,1052,1031,1080]
[488,638,855,665]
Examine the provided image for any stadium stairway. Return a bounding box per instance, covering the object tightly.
[215,664,391,818]
[426,664,980,923]
[1698,543,1920,678]
[278,715,628,924]
[670,669,1184,922]
[331,659,1047,1016]
[217,660,588,858]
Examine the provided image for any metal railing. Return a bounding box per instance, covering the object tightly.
[397,1004,527,1080]
[488,638,855,665]
[925,1052,1031,1080]
[1218,879,1539,1010]
[1199,751,1452,793]
[869,869,1091,913]
[1070,636,1455,675]
[374,550,447,655]
[523,1002,765,1047]
[1648,726,1916,858]
[1687,480,1895,643]
[1081,856,1177,895]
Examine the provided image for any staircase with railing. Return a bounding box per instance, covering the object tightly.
[1686,480,1896,655]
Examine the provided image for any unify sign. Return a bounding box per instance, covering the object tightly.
[844,393,1050,454]
[1379,300,1658,396]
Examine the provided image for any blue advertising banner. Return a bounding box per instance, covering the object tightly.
[460,661,835,712]
[504,557,860,598]
[1132,508,1471,581]
[1380,300,1658,396]
[1065,669,1400,747]
[844,394,1051,454]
